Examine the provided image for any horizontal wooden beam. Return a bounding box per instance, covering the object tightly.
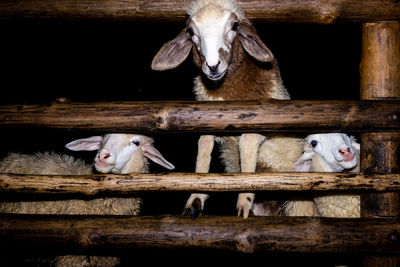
[1,214,399,254]
[0,100,399,133]
[1,172,400,195]
[0,0,399,23]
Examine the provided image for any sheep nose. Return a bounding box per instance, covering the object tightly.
[207,61,220,72]
[99,152,111,161]
[338,147,351,155]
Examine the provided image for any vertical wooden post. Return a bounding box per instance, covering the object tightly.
[360,22,400,267]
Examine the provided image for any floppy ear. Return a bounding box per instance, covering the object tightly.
[151,29,193,71]
[141,144,175,170]
[65,136,103,151]
[350,135,360,152]
[237,20,274,62]
[294,152,314,172]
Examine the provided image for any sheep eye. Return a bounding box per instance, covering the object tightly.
[231,21,239,31]
[132,141,140,146]
[187,27,194,36]
[311,140,318,147]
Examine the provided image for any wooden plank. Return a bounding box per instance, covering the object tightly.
[360,22,400,267]
[0,100,399,133]
[0,0,400,23]
[1,172,400,195]
[0,214,399,254]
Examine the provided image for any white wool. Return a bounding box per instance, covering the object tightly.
[285,133,361,218]
[0,133,174,266]
[257,136,304,172]
[153,0,291,218]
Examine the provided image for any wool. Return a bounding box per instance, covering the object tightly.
[0,134,174,266]
[152,0,292,218]
[285,134,361,218]
[0,151,141,267]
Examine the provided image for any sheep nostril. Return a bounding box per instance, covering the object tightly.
[99,153,111,160]
[339,148,351,155]
[207,61,220,73]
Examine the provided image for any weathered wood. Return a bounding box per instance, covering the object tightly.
[0,0,400,23]
[1,172,400,195]
[360,22,400,266]
[360,22,400,219]
[360,133,400,219]
[0,214,400,254]
[360,23,400,99]
[0,100,399,133]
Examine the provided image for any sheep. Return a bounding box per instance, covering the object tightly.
[0,133,174,266]
[287,133,360,218]
[252,133,360,218]
[152,0,295,219]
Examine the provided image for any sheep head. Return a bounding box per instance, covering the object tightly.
[151,0,274,82]
[65,134,175,174]
[294,133,360,172]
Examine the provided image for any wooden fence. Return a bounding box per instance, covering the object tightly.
[0,1,400,266]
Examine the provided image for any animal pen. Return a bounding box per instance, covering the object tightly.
[0,0,400,266]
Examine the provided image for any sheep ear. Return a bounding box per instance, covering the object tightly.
[141,144,175,170]
[237,20,274,62]
[65,136,103,151]
[350,136,360,152]
[294,152,313,172]
[151,29,193,71]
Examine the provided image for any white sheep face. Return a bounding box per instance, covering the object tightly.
[188,5,236,80]
[151,0,274,81]
[95,134,143,173]
[65,134,174,174]
[304,133,359,172]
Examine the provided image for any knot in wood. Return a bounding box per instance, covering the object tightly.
[315,2,341,24]
[235,232,255,253]
[155,110,169,129]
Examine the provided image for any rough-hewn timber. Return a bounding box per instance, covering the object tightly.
[1,172,400,195]
[360,22,400,267]
[0,0,399,23]
[0,100,399,133]
[0,215,399,254]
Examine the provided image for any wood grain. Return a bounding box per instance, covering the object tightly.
[360,23,400,99]
[0,100,399,133]
[360,22,400,267]
[0,0,399,23]
[0,214,400,254]
[1,172,400,195]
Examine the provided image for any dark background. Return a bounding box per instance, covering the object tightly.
[0,19,363,266]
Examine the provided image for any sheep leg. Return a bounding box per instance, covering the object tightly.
[237,133,266,219]
[183,135,215,219]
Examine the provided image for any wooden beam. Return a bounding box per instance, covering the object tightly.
[0,214,400,254]
[0,100,399,133]
[1,172,400,195]
[0,0,399,23]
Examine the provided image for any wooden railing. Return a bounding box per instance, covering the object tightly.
[0,1,399,266]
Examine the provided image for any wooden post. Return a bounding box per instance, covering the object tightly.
[360,22,400,267]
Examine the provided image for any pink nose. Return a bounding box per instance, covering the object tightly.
[338,147,354,161]
[98,152,111,162]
